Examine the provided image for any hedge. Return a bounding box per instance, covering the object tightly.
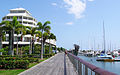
[0,53,55,59]
[43,54,55,58]
[23,58,39,63]
[0,57,39,63]
[0,60,29,69]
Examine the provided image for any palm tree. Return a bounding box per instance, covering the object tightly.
[26,26,37,54]
[0,21,6,55]
[35,31,42,54]
[37,21,51,59]
[5,16,24,56]
[48,33,56,54]
[36,31,42,42]
[15,25,26,55]
[43,32,49,54]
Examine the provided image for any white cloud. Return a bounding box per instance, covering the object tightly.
[63,0,86,19]
[66,22,74,25]
[88,0,94,2]
[51,3,57,6]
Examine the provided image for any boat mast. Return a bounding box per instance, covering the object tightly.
[94,38,95,51]
[110,41,111,51]
[81,40,82,51]
[103,21,106,54]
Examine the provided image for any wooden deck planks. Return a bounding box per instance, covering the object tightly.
[19,53,77,75]
[66,55,78,75]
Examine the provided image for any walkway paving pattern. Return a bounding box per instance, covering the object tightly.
[19,53,77,75]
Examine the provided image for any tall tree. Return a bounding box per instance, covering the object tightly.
[37,21,51,59]
[26,26,37,54]
[0,21,6,55]
[43,32,49,54]
[36,31,42,42]
[35,31,42,54]
[15,25,26,55]
[48,33,56,54]
[5,16,24,56]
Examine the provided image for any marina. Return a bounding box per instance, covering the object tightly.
[0,0,120,75]
[78,54,120,75]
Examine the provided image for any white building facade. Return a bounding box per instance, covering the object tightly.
[2,8,56,46]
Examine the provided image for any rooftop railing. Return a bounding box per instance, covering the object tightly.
[66,52,117,75]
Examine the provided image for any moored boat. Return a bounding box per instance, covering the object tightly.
[96,21,120,62]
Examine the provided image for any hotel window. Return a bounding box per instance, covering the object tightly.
[23,21,27,24]
[28,17,33,20]
[10,11,17,13]
[19,21,22,24]
[23,17,27,19]
[10,16,13,19]
[28,22,33,25]
[19,16,22,19]
[34,19,37,22]
[7,16,10,19]
[10,10,25,13]
[18,10,25,13]
[18,37,21,41]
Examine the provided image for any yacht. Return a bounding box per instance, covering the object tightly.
[96,21,114,61]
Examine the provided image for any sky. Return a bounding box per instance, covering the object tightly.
[0,0,120,50]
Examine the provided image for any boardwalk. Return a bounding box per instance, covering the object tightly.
[19,53,77,75]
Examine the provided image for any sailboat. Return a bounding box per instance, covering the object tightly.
[96,21,116,61]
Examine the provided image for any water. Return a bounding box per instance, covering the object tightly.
[78,55,120,75]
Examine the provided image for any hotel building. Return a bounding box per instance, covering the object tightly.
[2,8,56,47]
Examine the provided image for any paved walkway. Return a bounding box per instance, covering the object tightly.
[19,53,77,75]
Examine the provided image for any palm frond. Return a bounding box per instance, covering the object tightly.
[44,26,51,32]
[37,22,43,30]
[43,21,51,27]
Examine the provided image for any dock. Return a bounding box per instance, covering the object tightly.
[19,53,77,75]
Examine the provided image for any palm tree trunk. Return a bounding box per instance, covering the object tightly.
[29,37,30,54]
[9,30,14,56]
[43,43,45,54]
[32,37,34,54]
[20,46,22,56]
[29,37,32,54]
[41,34,43,59]
[16,35,18,55]
[0,35,2,55]
[12,30,14,56]
[49,39,51,54]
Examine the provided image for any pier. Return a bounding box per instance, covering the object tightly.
[19,52,117,75]
[19,53,77,75]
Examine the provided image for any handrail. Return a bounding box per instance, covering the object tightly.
[66,52,117,75]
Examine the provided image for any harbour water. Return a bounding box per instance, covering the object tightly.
[78,55,120,75]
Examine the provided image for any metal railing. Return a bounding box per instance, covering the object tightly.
[67,52,117,75]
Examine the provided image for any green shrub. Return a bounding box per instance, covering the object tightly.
[23,58,39,63]
[0,57,39,63]
[43,53,55,58]
[0,60,29,69]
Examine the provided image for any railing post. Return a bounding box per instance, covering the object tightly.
[78,61,82,75]
[95,73,99,75]
[83,64,84,75]
[85,65,88,75]
[77,60,79,74]
[91,70,92,75]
